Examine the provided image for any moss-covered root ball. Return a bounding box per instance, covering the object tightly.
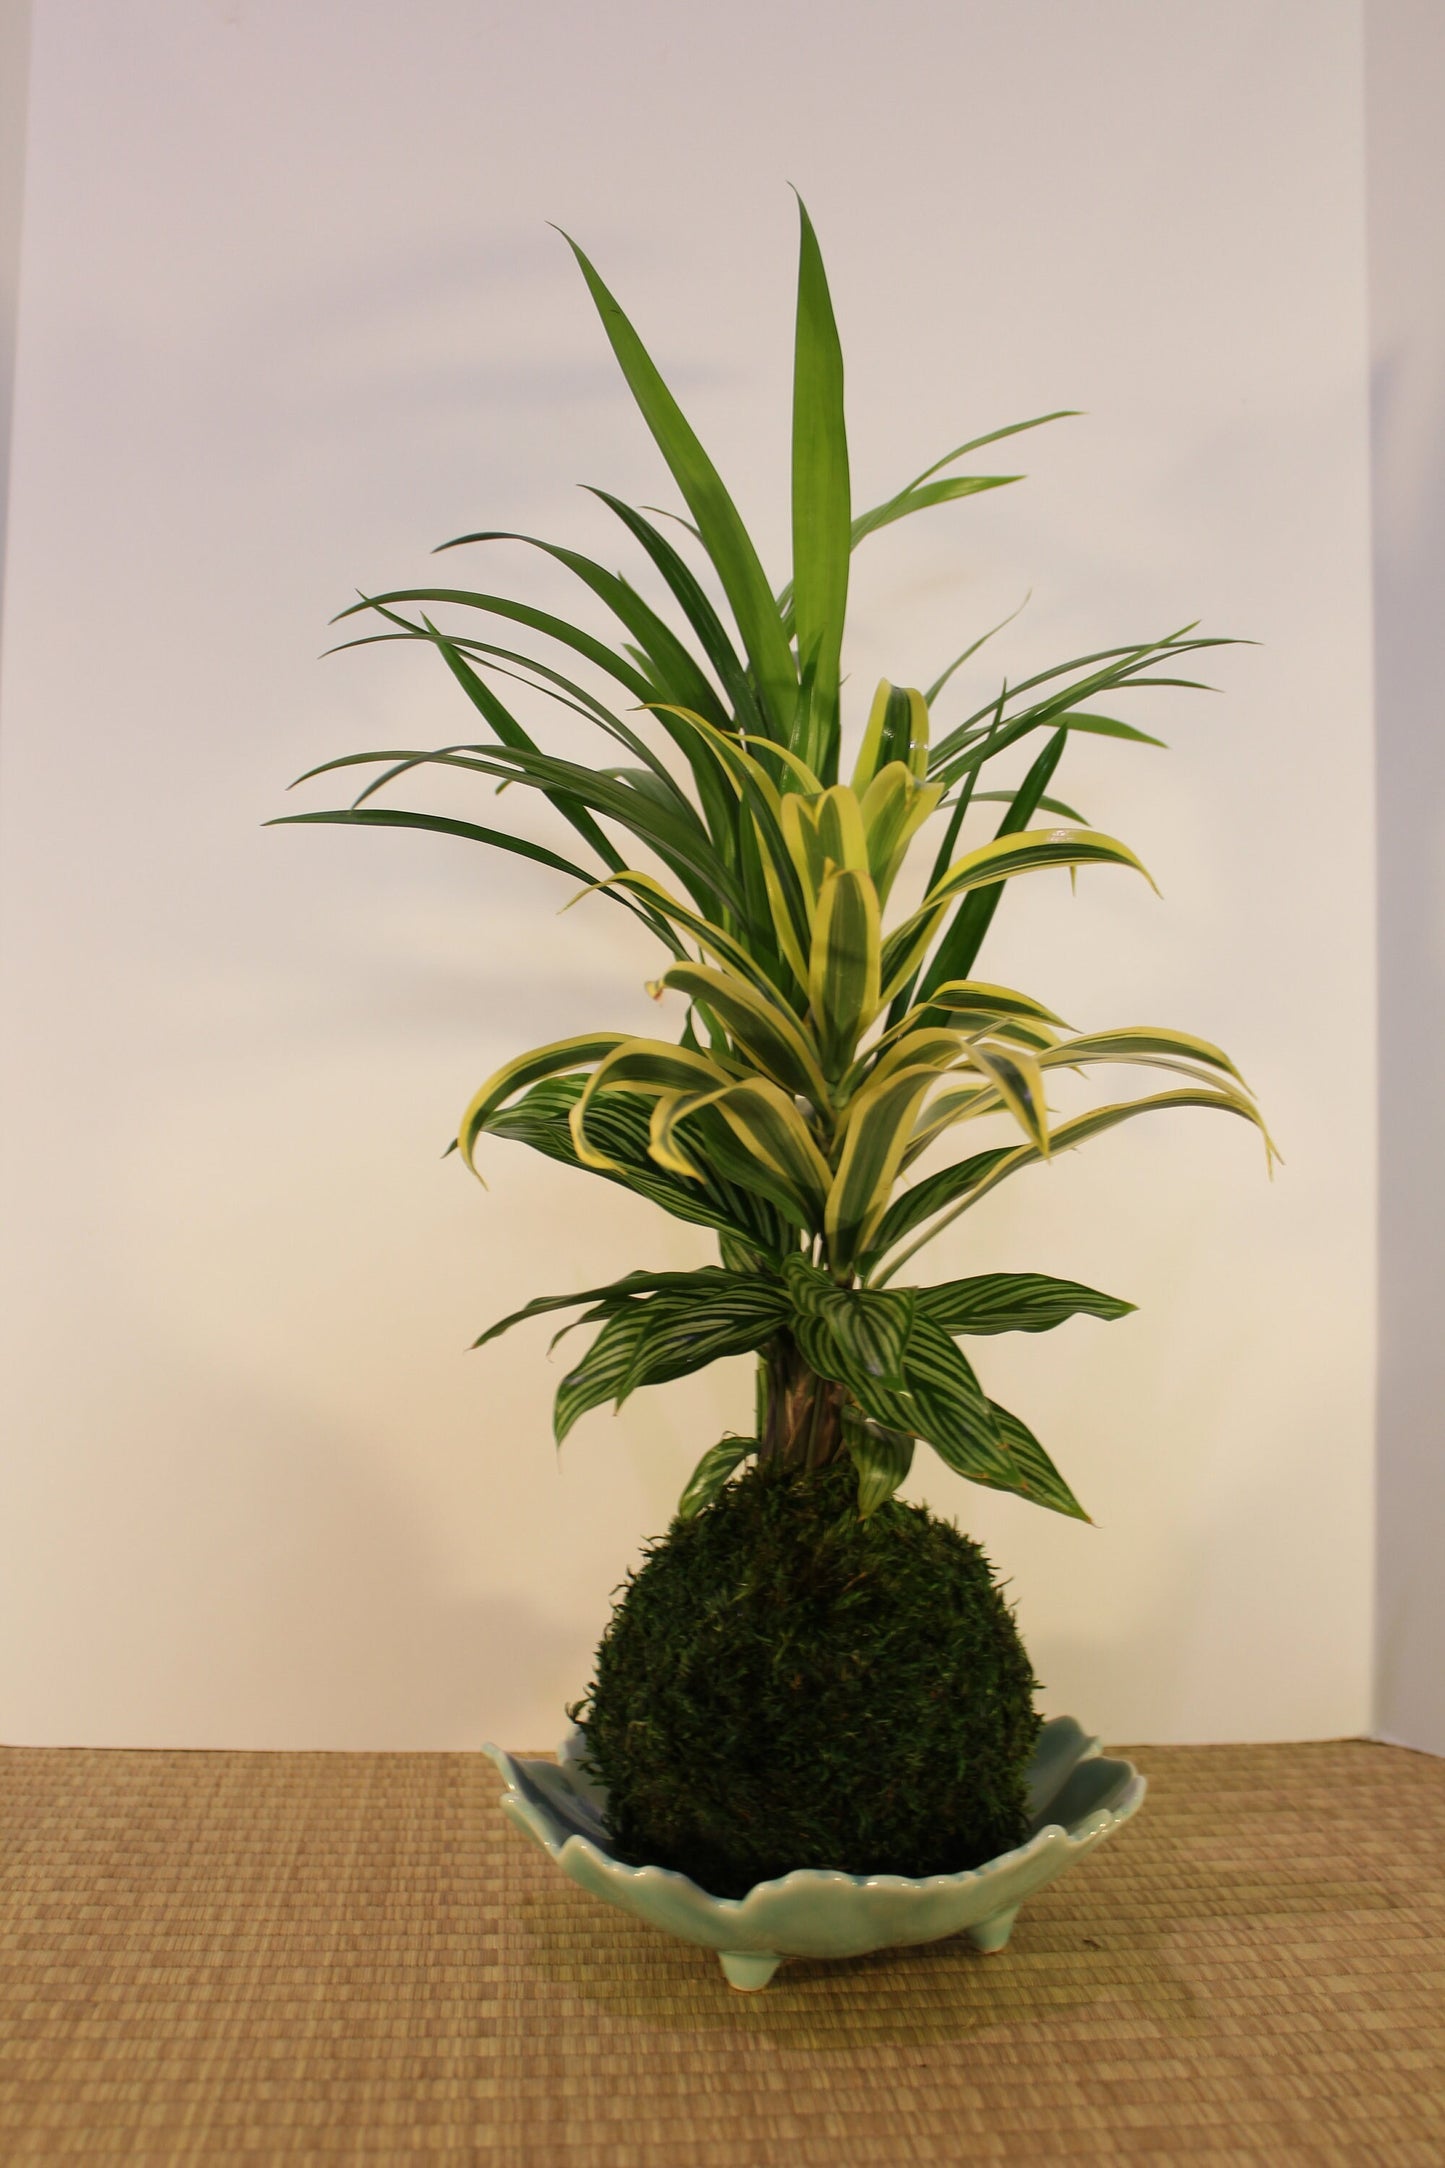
[571,1459,1042,1899]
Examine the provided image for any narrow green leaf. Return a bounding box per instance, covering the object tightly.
[267,808,598,888]
[790,195,850,780]
[1055,711,1166,748]
[333,586,657,701]
[560,232,799,737]
[586,488,764,732]
[848,472,1018,548]
[433,530,733,731]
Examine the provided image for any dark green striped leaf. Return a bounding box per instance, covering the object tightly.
[473,1267,771,1350]
[677,1433,757,1518]
[974,1401,1090,1521]
[554,1279,789,1441]
[915,1272,1135,1336]
[781,1256,914,1389]
[898,1316,1011,1482]
[842,1410,914,1518]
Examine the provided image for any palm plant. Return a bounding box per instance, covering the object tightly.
[276,201,1272,1529]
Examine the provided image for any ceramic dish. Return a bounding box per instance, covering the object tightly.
[484,1714,1144,1989]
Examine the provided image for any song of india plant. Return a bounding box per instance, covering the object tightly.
[276,201,1273,1893]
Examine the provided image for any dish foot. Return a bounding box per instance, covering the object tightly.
[966,1904,1020,1953]
[719,1949,781,1991]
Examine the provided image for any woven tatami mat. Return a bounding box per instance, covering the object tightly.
[2,1740,1442,2165]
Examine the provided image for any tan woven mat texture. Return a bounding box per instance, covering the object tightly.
[2,1739,1442,2164]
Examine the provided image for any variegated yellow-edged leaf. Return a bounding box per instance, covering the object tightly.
[902,686,930,778]
[851,679,896,794]
[959,1037,1051,1154]
[644,710,818,968]
[1034,1025,1248,1088]
[649,1076,833,1223]
[850,678,930,789]
[778,785,869,914]
[899,1081,996,1167]
[570,1039,731,1170]
[459,1033,628,1173]
[921,979,1069,1030]
[809,866,882,1078]
[812,785,869,874]
[844,1027,970,1101]
[741,736,827,795]
[875,1084,1279,1284]
[779,790,824,908]
[647,702,782,812]
[658,962,830,1105]
[754,825,812,986]
[879,827,1157,997]
[825,1063,944,1269]
[858,762,944,904]
[927,1013,1062,1054]
[596,871,782,997]
[841,982,1064,1093]
[490,1073,795,1253]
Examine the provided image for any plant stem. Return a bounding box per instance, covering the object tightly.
[760,1335,845,1471]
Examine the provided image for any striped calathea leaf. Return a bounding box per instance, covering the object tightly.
[281,195,1274,1522]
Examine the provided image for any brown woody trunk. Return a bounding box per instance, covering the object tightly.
[758,1334,846,1472]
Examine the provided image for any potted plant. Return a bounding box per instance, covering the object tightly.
[275,201,1272,1989]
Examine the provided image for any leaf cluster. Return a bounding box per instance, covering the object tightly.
[274,199,1274,1522]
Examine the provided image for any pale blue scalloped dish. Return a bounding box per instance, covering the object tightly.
[483,1715,1144,1990]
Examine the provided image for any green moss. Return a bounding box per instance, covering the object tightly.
[571,1459,1041,1898]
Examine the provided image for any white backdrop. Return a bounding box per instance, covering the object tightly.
[0,0,1375,1748]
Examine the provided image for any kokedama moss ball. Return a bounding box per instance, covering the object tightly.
[572,1458,1041,1898]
